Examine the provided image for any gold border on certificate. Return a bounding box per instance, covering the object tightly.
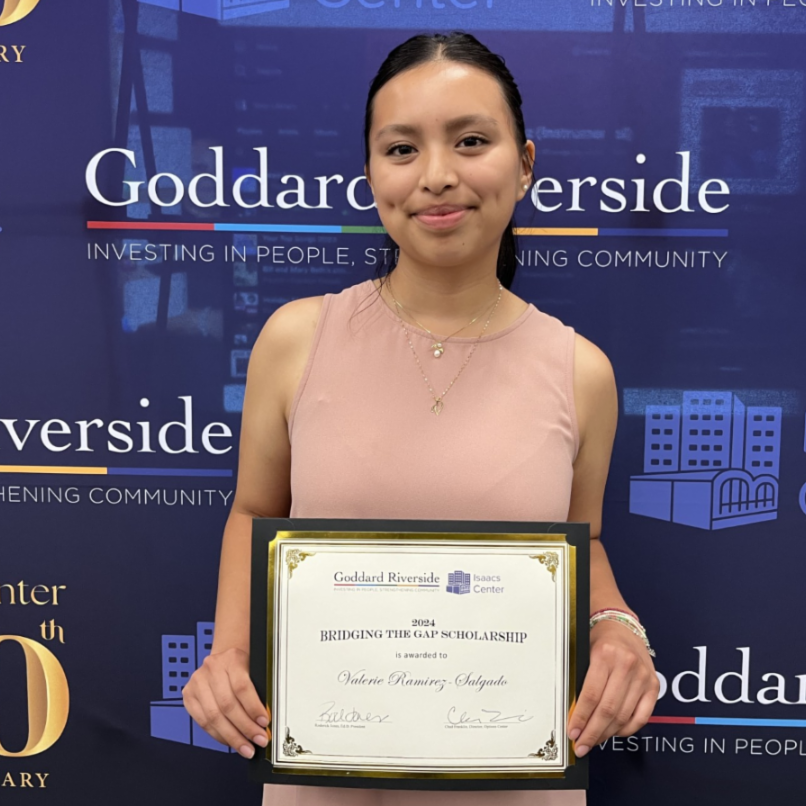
[263,530,578,780]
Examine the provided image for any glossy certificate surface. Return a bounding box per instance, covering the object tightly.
[268,532,575,778]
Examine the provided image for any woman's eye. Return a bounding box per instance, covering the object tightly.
[460,135,488,147]
[386,136,488,157]
[386,144,415,157]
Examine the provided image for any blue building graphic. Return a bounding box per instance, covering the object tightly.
[447,570,471,595]
[630,391,781,530]
[150,621,234,753]
[138,0,289,20]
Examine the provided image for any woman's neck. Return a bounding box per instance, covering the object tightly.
[379,265,501,320]
[371,265,527,338]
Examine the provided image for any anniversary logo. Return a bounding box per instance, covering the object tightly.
[0,0,40,27]
[0,577,69,790]
[0,0,41,65]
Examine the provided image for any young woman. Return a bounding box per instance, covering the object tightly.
[182,31,659,806]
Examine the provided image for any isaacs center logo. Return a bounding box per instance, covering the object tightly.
[0,0,41,65]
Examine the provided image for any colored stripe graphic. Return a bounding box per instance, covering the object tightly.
[87,222,728,237]
[516,228,598,236]
[87,221,215,231]
[598,228,728,238]
[649,716,806,728]
[334,584,440,588]
[0,465,232,477]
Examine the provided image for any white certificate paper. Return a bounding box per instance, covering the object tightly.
[268,532,575,778]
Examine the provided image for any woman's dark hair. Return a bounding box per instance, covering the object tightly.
[363,31,534,291]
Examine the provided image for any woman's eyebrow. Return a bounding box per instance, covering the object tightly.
[374,114,499,141]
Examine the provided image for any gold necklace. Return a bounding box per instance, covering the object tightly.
[386,274,498,359]
[384,278,504,415]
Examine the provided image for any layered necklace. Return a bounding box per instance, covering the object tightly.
[387,276,495,359]
[384,274,504,416]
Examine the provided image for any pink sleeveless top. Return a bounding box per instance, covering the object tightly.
[263,278,584,806]
[288,278,579,520]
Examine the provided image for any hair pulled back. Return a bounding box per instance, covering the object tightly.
[363,31,533,291]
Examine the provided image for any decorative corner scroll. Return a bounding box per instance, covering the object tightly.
[282,727,312,757]
[285,549,315,579]
[528,730,559,761]
[530,551,559,582]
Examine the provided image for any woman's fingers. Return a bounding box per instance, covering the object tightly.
[618,685,660,738]
[207,660,270,749]
[567,641,660,756]
[572,663,631,757]
[567,661,609,745]
[596,678,647,744]
[187,677,258,757]
[224,654,273,735]
[181,649,272,758]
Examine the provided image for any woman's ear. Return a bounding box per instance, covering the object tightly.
[523,141,536,186]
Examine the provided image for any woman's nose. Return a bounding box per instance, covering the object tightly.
[419,151,459,193]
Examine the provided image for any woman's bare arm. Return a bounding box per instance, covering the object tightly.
[565,332,659,756]
[211,297,324,654]
[567,332,628,611]
[183,295,324,755]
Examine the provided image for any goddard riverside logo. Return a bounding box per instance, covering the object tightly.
[0,0,40,27]
[0,396,235,506]
[330,570,504,595]
[85,147,729,216]
[0,397,232,458]
[333,571,440,591]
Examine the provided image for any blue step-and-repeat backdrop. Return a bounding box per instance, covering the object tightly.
[1,0,804,802]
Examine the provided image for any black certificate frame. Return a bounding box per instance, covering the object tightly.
[249,517,590,791]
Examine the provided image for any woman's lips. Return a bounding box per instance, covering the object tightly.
[413,208,471,229]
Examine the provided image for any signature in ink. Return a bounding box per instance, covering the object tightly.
[446,706,533,726]
[317,701,391,724]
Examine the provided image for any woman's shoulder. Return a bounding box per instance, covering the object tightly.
[573,331,614,380]
[571,330,617,451]
[255,294,326,359]
[250,280,371,418]
[527,302,614,382]
[255,278,376,355]
[574,331,615,390]
[262,279,372,341]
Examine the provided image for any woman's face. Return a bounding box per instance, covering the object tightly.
[365,60,534,270]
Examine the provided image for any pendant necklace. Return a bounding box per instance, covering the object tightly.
[382,276,504,415]
[385,274,497,359]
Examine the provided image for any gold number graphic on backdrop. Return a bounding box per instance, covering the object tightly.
[0,636,69,757]
[0,0,41,26]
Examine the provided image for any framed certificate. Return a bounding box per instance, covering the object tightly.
[249,518,589,791]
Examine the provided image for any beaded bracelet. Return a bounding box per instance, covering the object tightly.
[591,607,639,620]
[589,609,656,658]
[590,609,645,638]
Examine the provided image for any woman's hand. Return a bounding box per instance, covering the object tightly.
[182,647,271,759]
[566,619,660,758]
